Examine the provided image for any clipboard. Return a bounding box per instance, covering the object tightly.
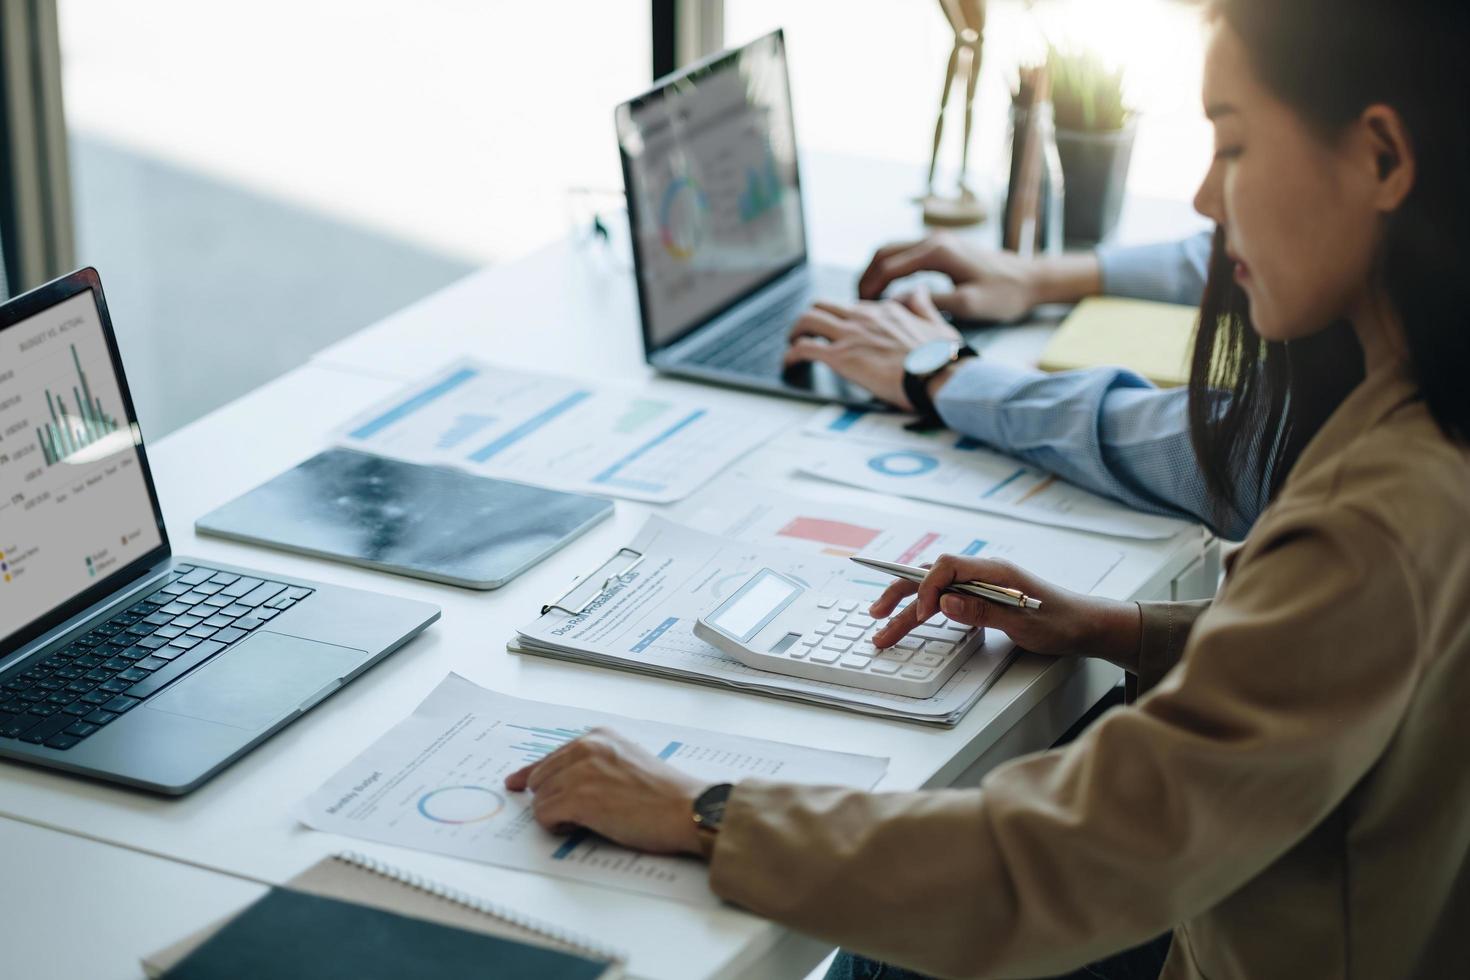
[541,547,644,616]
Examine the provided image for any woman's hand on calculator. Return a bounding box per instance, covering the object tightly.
[869,555,1143,666]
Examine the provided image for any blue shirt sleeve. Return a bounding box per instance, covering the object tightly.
[1096,232,1213,306]
[935,358,1259,540]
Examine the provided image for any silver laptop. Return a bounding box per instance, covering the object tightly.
[616,29,874,406]
[0,268,440,794]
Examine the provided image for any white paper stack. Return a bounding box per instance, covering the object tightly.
[511,517,1035,726]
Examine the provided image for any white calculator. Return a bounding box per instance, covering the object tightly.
[693,567,983,698]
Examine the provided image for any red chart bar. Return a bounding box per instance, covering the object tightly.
[778,517,881,551]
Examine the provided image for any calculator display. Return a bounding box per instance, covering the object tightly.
[709,570,799,641]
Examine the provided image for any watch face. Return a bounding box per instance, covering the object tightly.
[904,339,959,377]
[695,783,734,828]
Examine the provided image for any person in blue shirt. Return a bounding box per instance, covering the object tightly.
[782,232,1264,539]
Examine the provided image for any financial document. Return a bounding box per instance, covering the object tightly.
[298,674,887,905]
[515,517,1038,725]
[674,481,1125,592]
[799,406,1191,540]
[336,360,791,503]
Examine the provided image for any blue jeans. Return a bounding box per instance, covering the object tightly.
[824,932,1172,980]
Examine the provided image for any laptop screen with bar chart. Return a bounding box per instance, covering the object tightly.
[0,285,165,648]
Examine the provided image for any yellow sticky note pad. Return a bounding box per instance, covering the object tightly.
[1039,297,1200,388]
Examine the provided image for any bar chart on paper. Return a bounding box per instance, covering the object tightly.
[300,675,887,904]
[675,483,1126,596]
[336,359,792,503]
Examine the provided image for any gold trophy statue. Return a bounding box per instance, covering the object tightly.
[921,0,989,226]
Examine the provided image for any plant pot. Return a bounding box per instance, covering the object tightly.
[1054,121,1136,245]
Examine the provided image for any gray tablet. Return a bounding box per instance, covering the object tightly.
[196,449,612,589]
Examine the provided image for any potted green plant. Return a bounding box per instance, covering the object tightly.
[1048,47,1135,244]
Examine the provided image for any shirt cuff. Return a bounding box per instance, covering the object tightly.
[1096,239,1206,306]
[933,357,1044,446]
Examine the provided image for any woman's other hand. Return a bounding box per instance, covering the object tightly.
[505,728,708,856]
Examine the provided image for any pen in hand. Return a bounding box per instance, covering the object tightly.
[850,556,1043,611]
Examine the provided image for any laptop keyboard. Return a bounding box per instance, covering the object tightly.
[0,564,313,752]
[686,298,800,375]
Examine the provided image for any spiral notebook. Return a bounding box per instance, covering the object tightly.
[143,851,623,978]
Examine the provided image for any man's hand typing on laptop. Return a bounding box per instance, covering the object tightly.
[782,234,1104,408]
[783,290,960,410]
[857,234,1101,322]
[778,230,1265,541]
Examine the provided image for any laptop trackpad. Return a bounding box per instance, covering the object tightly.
[147,632,367,731]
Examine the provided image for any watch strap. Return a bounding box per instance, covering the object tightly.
[904,343,976,428]
[692,782,734,838]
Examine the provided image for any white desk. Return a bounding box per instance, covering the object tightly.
[0,814,267,979]
[1,154,1215,979]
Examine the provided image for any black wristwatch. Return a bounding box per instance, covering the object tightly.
[692,783,733,850]
[902,339,977,430]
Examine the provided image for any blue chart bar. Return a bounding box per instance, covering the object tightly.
[961,539,989,556]
[506,724,588,764]
[552,829,590,859]
[467,390,592,462]
[349,367,479,439]
[981,467,1028,499]
[630,617,679,653]
[592,409,705,492]
[436,413,496,450]
[656,740,683,760]
[827,409,865,432]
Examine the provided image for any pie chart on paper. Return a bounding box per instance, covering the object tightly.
[867,451,941,478]
[416,786,506,824]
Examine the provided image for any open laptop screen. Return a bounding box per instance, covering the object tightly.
[617,30,807,351]
[0,285,165,648]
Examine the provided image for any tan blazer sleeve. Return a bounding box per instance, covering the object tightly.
[1134,599,1212,694]
[708,507,1422,979]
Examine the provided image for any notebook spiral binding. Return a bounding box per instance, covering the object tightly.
[334,851,625,964]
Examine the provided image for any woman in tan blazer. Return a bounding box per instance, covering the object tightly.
[506,0,1470,976]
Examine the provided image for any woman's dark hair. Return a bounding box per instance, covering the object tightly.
[1190,0,1470,518]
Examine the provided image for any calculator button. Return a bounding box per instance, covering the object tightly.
[812,623,834,636]
[787,646,809,659]
[815,597,837,610]
[851,642,878,659]
[822,638,854,653]
[848,615,875,629]
[833,626,864,641]
[913,652,945,668]
[923,640,955,656]
[808,648,842,664]
[878,648,912,663]
[839,655,871,670]
[836,600,858,613]
[910,625,952,641]
[942,620,970,633]
[868,660,902,675]
[900,665,934,679]
[895,637,924,651]
[799,635,821,647]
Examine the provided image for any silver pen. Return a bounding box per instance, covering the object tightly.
[850,556,1043,610]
